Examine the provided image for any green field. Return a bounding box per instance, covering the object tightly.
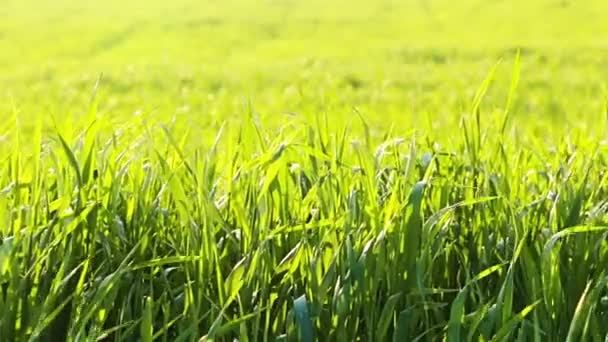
[2,0,608,341]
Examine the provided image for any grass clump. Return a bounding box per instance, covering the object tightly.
[2,1,608,341]
[1,60,608,341]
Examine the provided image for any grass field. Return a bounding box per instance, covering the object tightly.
[2,0,608,341]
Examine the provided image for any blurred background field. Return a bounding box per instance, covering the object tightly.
[2,0,608,140]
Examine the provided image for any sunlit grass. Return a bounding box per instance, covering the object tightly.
[2,0,608,341]
[2,55,608,341]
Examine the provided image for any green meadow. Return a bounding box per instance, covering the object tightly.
[1,0,608,341]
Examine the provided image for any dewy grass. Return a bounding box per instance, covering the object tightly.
[1,57,608,341]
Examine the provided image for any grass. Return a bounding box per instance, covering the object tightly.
[2,0,608,341]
